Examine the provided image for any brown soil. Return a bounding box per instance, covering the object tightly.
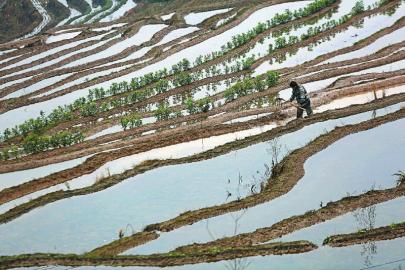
[0,27,117,74]
[0,0,42,43]
[1,99,403,259]
[0,20,153,97]
[2,45,402,152]
[150,109,405,235]
[90,106,405,255]
[1,110,404,265]
[0,0,397,151]
[250,0,402,70]
[176,183,405,254]
[1,82,404,210]
[0,19,176,84]
[0,241,316,269]
[89,231,159,257]
[7,11,403,148]
[36,39,405,143]
[323,222,405,247]
[2,58,403,174]
[0,0,340,112]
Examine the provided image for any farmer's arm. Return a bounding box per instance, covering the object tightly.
[289,90,296,102]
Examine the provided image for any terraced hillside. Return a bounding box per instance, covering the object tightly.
[0,0,405,269]
[0,0,43,43]
[0,0,138,42]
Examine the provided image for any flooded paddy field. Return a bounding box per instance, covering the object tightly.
[0,0,404,268]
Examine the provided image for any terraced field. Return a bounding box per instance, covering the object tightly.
[0,0,404,269]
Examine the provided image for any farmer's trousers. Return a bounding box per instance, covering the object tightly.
[297,100,313,118]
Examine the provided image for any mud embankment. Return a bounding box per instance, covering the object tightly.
[3,51,403,168]
[15,13,405,144]
[0,0,339,112]
[323,222,405,247]
[90,107,405,255]
[0,28,117,74]
[0,241,316,269]
[175,184,405,254]
[40,35,405,142]
[1,99,404,261]
[280,16,405,76]
[250,0,403,70]
[1,88,405,214]
[89,231,160,256]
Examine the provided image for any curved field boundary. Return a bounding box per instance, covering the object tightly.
[0,0,340,112]
[0,28,117,72]
[250,0,403,70]
[323,222,405,247]
[2,0,400,141]
[0,240,316,269]
[0,0,394,124]
[1,0,339,101]
[3,43,403,157]
[17,0,51,40]
[0,93,404,238]
[1,75,404,175]
[89,107,405,255]
[35,38,405,142]
[175,183,405,253]
[0,19,171,83]
[0,20,146,82]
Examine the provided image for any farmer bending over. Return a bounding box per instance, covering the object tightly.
[289,81,313,119]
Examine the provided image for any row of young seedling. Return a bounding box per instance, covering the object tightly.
[0,0,376,157]
[0,0,342,144]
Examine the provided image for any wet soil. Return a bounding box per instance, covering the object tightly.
[323,222,405,247]
[0,240,316,269]
[1,99,404,258]
[175,184,405,253]
[0,0,341,112]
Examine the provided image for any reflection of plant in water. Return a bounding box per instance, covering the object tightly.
[381,1,402,16]
[118,229,124,239]
[360,241,377,268]
[266,137,282,169]
[226,164,273,200]
[224,210,251,270]
[372,109,377,119]
[353,204,377,268]
[353,205,376,231]
[393,264,403,270]
[224,257,252,270]
[226,173,245,201]
[394,170,405,186]
[225,137,285,198]
[205,207,251,270]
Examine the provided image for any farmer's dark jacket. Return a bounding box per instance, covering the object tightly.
[290,84,310,105]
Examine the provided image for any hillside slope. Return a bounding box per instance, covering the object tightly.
[0,0,42,43]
